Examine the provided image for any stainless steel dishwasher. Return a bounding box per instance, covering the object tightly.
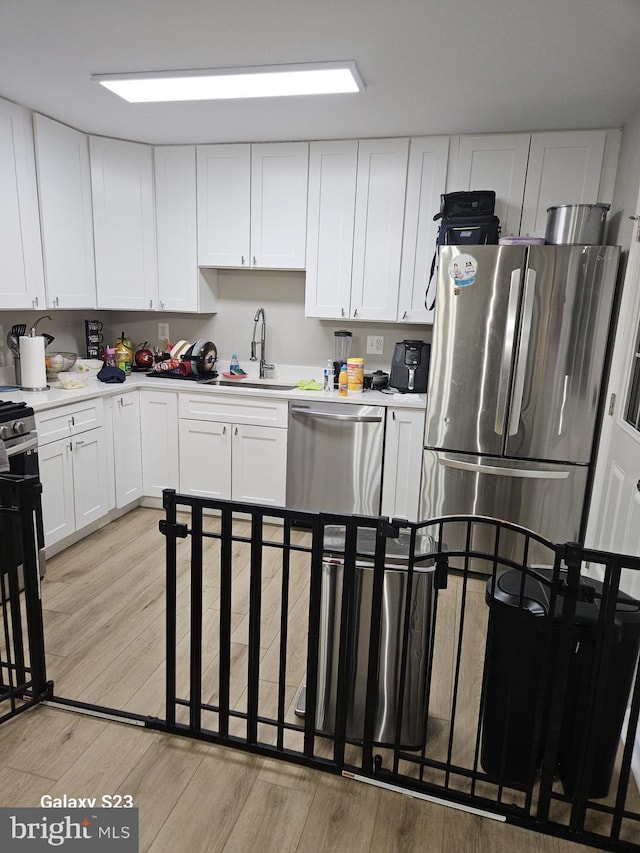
[286,400,386,515]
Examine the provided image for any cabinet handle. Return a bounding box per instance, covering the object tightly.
[149,299,153,309]
[32,296,39,308]
[253,256,257,267]
[222,425,226,435]
[234,426,238,436]
[159,300,165,310]
[68,441,73,452]
[392,411,396,420]
[241,256,246,265]
[402,310,407,320]
[341,307,345,318]
[353,308,359,318]
[53,297,59,308]
[69,416,75,427]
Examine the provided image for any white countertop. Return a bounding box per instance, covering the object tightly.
[3,372,427,413]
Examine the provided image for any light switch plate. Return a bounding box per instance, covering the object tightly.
[158,322,170,341]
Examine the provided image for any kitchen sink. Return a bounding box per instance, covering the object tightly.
[199,378,297,391]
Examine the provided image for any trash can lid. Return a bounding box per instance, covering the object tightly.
[323,525,436,568]
[487,568,640,635]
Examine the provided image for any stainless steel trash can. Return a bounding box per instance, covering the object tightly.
[315,526,436,749]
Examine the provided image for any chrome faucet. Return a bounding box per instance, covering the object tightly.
[250,307,274,379]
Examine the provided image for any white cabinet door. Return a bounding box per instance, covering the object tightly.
[155,145,216,313]
[520,130,607,238]
[179,419,231,499]
[197,144,251,267]
[381,407,425,522]
[39,437,75,546]
[140,389,179,498]
[232,424,287,506]
[112,392,143,508]
[33,114,96,309]
[72,426,110,530]
[305,140,358,320]
[251,142,308,269]
[0,96,45,310]
[398,137,450,323]
[452,133,530,237]
[350,138,409,321]
[90,136,157,310]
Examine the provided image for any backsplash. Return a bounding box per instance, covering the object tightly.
[0,270,432,384]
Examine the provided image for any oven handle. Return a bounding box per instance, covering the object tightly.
[5,435,39,457]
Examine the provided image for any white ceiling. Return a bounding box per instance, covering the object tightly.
[2,0,640,145]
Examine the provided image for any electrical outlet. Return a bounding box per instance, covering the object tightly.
[367,335,384,355]
[158,322,170,342]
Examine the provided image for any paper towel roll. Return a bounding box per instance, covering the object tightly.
[19,336,47,390]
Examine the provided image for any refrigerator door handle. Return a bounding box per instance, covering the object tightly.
[508,268,536,436]
[438,456,570,479]
[494,269,522,436]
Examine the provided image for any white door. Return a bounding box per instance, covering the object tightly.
[113,393,143,508]
[33,113,96,309]
[197,143,251,267]
[350,137,409,321]
[305,140,358,320]
[179,419,231,499]
[588,215,640,602]
[140,390,179,498]
[452,133,530,237]
[90,135,157,310]
[232,424,287,506]
[251,142,308,269]
[39,437,75,546]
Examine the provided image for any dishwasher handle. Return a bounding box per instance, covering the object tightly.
[290,406,384,424]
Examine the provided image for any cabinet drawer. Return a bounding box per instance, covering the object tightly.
[179,392,287,427]
[36,398,105,444]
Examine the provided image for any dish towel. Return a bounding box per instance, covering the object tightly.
[0,438,9,472]
[295,379,323,391]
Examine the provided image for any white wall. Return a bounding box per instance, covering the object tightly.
[0,270,433,383]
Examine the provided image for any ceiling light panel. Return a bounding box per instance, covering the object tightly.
[93,62,365,102]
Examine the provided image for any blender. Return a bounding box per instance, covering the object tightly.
[333,330,352,388]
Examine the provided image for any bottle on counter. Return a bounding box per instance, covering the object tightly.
[115,331,133,375]
[105,347,116,367]
[338,363,348,396]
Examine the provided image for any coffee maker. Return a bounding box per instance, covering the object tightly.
[333,330,352,388]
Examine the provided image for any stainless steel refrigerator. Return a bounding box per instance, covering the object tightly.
[420,243,620,569]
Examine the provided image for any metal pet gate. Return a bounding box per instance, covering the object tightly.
[3,482,640,851]
[0,474,50,722]
[155,490,640,852]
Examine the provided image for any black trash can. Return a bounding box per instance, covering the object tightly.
[481,568,640,798]
[315,526,437,749]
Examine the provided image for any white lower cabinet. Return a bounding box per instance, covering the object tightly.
[140,389,179,498]
[36,399,110,547]
[110,391,143,508]
[381,407,425,522]
[178,392,287,506]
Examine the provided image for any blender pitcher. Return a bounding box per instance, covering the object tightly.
[333,330,352,387]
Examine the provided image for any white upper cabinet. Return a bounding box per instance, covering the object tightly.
[397,136,450,324]
[350,138,409,321]
[33,114,96,309]
[0,96,45,310]
[197,141,308,269]
[520,130,607,238]
[197,143,251,267]
[305,140,358,319]
[154,145,217,313]
[450,133,530,237]
[250,142,308,269]
[90,135,157,310]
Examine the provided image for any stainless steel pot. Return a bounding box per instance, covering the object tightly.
[545,203,610,245]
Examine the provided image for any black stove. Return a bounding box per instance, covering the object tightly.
[0,400,35,442]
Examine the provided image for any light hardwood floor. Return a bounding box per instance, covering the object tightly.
[0,507,615,851]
